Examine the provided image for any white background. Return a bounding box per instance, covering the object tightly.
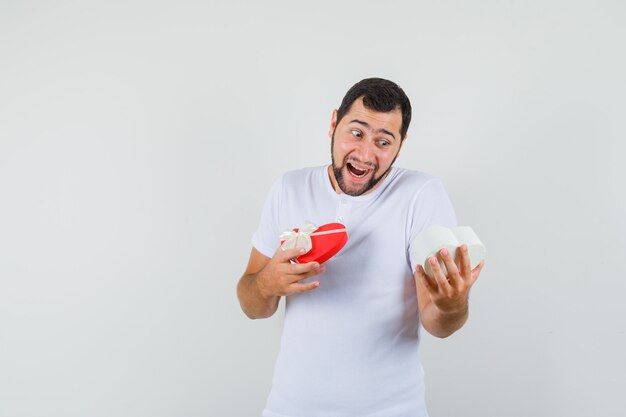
[1,1,625,416]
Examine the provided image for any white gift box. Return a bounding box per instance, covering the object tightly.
[412,225,486,277]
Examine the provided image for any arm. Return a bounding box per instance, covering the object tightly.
[415,244,484,338]
[237,246,325,319]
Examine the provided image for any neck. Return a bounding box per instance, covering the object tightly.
[327,165,342,194]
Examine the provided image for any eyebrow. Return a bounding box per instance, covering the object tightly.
[349,119,397,140]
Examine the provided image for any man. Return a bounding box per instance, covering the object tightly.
[237,78,484,417]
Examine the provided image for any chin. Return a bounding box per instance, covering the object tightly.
[339,169,380,196]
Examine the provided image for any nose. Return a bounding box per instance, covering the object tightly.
[354,140,376,166]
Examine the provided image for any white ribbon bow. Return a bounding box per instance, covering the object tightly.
[280,221,318,254]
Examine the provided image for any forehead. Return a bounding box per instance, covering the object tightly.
[341,97,402,136]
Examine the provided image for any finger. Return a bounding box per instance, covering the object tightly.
[439,248,461,286]
[458,244,472,279]
[428,255,450,291]
[286,280,320,294]
[287,261,320,274]
[287,262,325,281]
[470,260,485,285]
[415,264,436,292]
[291,267,327,283]
[277,246,306,263]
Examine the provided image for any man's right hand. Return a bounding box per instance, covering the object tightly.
[237,246,325,319]
[255,247,325,298]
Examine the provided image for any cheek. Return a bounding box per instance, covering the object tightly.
[378,149,399,168]
[334,139,354,158]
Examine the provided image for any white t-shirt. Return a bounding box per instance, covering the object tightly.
[252,165,457,417]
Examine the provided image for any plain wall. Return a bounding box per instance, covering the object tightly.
[1,1,625,416]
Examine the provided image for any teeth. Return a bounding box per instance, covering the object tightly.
[348,163,369,178]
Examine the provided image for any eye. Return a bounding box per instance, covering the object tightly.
[378,139,390,147]
[351,129,362,138]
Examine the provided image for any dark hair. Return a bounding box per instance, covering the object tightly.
[336,78,412,140]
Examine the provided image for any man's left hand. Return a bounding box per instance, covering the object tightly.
[415,244,484,317]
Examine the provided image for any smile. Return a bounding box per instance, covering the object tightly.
[346,162,372,179]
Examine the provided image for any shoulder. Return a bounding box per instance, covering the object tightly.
[263,165,326,200]
[275,165,327,193]
[386,166,446,197]
[281,165,325,183]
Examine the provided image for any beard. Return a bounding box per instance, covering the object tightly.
[331,133,399,196]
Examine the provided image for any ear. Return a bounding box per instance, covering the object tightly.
[328,109,338,139]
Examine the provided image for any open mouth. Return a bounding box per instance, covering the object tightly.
[346,162,371,179]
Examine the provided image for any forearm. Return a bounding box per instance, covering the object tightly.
[420,302,468,338]
[237,273,280,319]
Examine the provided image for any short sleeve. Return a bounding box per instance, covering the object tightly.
[251,176,283,258]
[407,179,458,271]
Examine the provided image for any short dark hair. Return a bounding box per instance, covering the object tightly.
[336,78,412,140]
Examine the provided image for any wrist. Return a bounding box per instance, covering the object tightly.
[436,302,468,319]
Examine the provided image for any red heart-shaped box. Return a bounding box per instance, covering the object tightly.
[281,222,348,264]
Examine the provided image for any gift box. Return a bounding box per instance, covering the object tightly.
[280,222,348,264]
[412,225,486,277]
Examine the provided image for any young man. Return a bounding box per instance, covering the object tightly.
[237,78,484,417]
